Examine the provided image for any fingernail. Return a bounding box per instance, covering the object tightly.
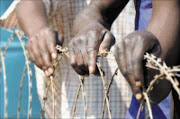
[51,53,57,59]
[48,68,54,74]
[136,93,142,100]
[45,70,50,76]
[135,81,142,87]
[89,66,94,74]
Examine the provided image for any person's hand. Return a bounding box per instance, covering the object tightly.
[68,22,115,76]
[27,27,63,76]
[114,31,162,101]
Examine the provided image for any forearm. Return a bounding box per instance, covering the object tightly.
[146,0,180,105]
[16,0,48,37]
[73,0,129,34]
[146,0,180,63]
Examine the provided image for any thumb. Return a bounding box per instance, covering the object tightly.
[56,32,64,46]
[99,31,115,56]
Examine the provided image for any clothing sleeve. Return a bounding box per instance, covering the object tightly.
[0,0,52,29]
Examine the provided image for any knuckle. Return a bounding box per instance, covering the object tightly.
[36,33,44,41]
[87,48,96,55]
[76,38,83,44]
[123,72,130,79]
[43,53,50,61]
[31,38,38,44]
[68,41,73,47]
[44,62,50,68]
[42,66,47,70]
[88,30,96,37]
[76,36,86,44]
[121,68,132,79]
[69,39,77,47]
[126,65,133,74]
[124,38,131,45]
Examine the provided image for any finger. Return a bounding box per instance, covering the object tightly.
[69,48,88,76]
[115,41,142,101]
[75,50,89,75]
[124,40,143,100]
[114,40,127,77]
[27,42,35,62]
[38,41,54,76]
[87,48,98,74]
[99,31,115,56]
[131,84,143,101]
[86,35,99,74]
[38,37,52,68]
[45,31,57,60]
[31,41,44,69]
[125,38,143,88]
[55,32,64,46]
[132,46,145,88]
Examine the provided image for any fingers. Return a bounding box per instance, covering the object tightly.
[37,35,54,76]
[114,40,127,77]
[68,25,114,75]
[69,48,89,76]
[31,39,44,69]
[45,30,57,60]
[86,30,107,74]
[87,48,98,74]
[132,53,144,88]
[69,36,99,75]
[56,32,64,46]
[114,40,143,101]
[99,31,115,56]
[125,40,143,100]
[27,28,63,77]
[86,31,100,74]
[37,35,51,67]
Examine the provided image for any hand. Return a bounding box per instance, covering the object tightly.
[27,27,63,76]
[114,31,162,101]
[68,22,115,76]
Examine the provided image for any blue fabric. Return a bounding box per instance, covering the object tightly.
[0,0,13,16]
[135,0,153,30]
[0,1,41,118]
[125,0,170,118]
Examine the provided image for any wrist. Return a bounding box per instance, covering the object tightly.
[18,15,49,38]
[73,5,110,34]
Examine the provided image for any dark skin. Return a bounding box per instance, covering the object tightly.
[16,0,63,76]
[69,0,129,75]
[16,0,180,115]
[70,0,180,106]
